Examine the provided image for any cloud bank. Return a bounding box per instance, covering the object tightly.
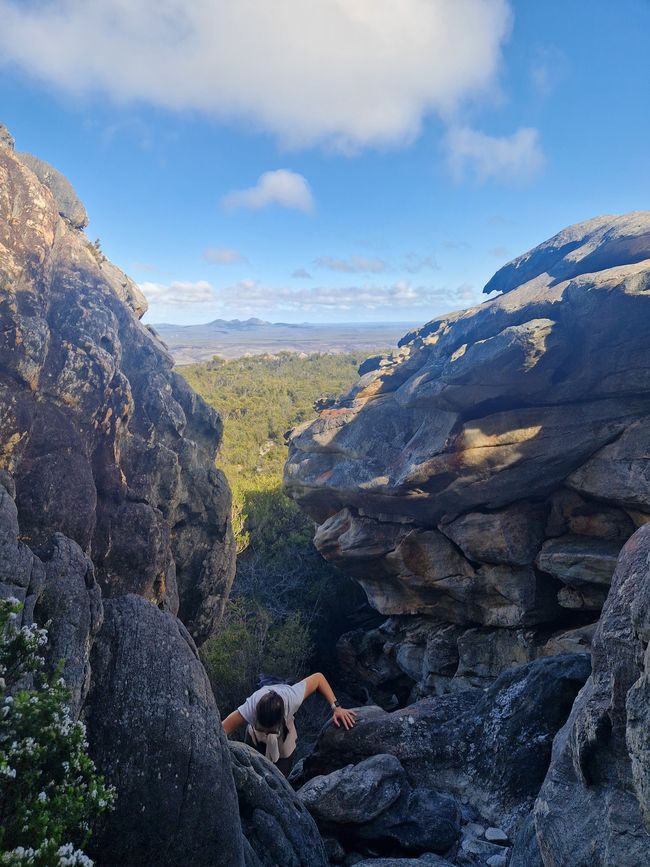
[139,280,216,305]
[203,247,247,265]
[446,126,544,182]
[0,0,512,150]
[222,170,314,212]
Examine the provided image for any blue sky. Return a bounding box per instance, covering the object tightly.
[0,0,648,325]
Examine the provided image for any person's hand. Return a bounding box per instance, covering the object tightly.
[332,706,357,730]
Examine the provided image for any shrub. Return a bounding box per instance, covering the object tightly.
[0,599,114,866]
[201,598,313,716]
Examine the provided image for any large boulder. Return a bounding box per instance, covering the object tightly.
[229,742,328,867]
[84,595,244,867]
[0,130,235,642]
[294,654,590,834]
[285,213,650,693]
[298,754,407,825]
[532,525,650,865]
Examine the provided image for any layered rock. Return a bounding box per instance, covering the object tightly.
[285,212,650,695]
[529,524,650,865]
[0,128,235,643]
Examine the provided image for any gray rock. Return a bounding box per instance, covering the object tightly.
[354,858,453,867]
[354,857,454,866]
[568,416,650,512]
[295,655,590,833]
[356,786,460,853]
[85,595,244,867]
[298,754,407,824]
[0,144,235,643]
[486,855,507,867]
[534,525,650,865]
[17,151,89,228]
[546,489,635,541]
[508,813,543,867]
[34,533,102,714]
[483,211,650,296]
[536,535,620,587]
[230,742,328,867]
[484,826,509,844]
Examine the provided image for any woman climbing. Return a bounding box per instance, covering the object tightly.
[222,672,357,775]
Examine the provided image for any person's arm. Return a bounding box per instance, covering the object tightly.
[303,672,357,730]
[222,710,247,736]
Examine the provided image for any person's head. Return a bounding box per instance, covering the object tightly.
[255,690,286,736]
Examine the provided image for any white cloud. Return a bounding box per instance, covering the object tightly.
[403,253,439,273]
[222,170,314,212]
[292,268,312,279]
[140,280,217,305]
[203,246,247,265]
[0,0,512,151]
[217,278,480,313]
[315,255,387,274]
[446,126,544,183]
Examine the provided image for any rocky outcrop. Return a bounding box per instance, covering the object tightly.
[229,743,328,867]
[293,654,590,835]
[85,595,244,867]
[530,524,650,865]
[285,212,650,695]
[0,128,235,642]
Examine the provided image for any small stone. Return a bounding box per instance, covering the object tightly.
[464,822,486,837]
[485,827,510,845]
[487,856,508,867]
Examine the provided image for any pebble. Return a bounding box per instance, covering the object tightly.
[464,822,486,837]
[486,855,508,867]
[485,827,510,845]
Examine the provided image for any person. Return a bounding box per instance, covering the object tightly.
[222,672,356,775]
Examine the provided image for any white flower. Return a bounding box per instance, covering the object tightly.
[37,791,47,802]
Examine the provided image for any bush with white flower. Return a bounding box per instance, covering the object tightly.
[0,598,114,866]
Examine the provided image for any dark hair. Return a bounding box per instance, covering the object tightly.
[256,691,288,738]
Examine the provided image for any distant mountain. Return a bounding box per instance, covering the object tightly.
[150,319,418,364]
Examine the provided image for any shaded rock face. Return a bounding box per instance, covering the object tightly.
[0,134,235,642]
[298,754,460,859]
[85,595,244,867]
[531,524,650,865]
[285,212,650,694]
[293,654,590,834]
[229,743,328,867]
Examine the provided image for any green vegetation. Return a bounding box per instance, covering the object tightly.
[181,352,369,712]
[0,598,114,866]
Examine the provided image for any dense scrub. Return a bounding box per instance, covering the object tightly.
[181,353,371,711]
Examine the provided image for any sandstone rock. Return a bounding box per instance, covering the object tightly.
[440,502,547,566]
[296,655,590,833]
[533,525,650,865]
[230,743,328,867]
[298,754,407,825]
[0,139,235,642]
[286,214,650,696]
[317,509,561,627]
[545,489,635,541]
[85,595,244,867]
[567,416,650,512]
[536,535,620,586]
[17,151,89,228]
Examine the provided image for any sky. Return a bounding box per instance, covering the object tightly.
[0,0,648,326]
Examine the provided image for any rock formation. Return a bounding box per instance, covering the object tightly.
[0,126,235,643]
[285,212,650,699]
[528,524,650,865]
[1,126,316,866]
